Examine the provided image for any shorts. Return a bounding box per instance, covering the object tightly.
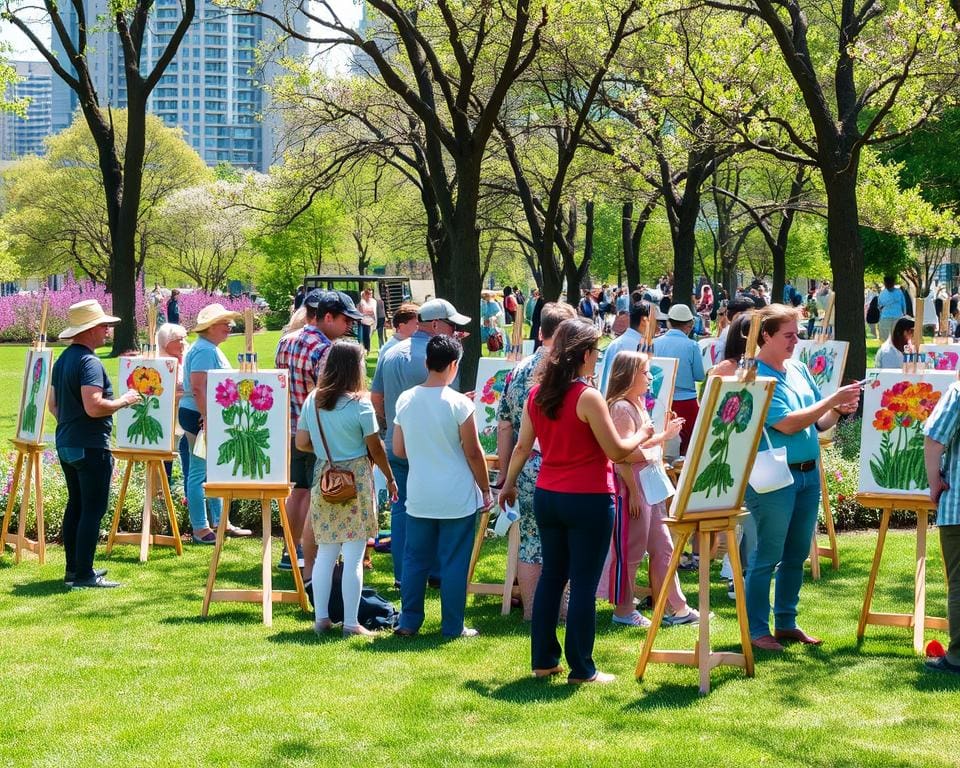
[290,438,317,490]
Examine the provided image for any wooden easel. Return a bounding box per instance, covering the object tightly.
[855,494,947,654]
[1,297,50,564]
[808,305,840,579]
[637,315,770,694]
[200,310,308,626]
[105,305,183,561]
[467,456,520,614]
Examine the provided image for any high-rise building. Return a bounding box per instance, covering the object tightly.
[50,0,304,171]
[0,60,54,160]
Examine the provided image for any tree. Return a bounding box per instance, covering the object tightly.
[2,111,207,283]
[2,0,196,354]
[247,0,546,387]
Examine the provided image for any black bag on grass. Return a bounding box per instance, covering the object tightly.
[315,560,399,631]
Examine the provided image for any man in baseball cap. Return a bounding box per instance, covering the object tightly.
[654,303,705,455]
[372,296,471,588]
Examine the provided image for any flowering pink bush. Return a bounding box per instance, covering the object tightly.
[0,280,262,342]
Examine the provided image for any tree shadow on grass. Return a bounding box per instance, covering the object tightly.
[911,665,960,692]
[621,679,712,710]
[160,609,267,626]
[463,676,577,704]
[258,739,318,767]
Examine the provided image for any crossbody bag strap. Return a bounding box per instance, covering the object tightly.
[313,394,337,468]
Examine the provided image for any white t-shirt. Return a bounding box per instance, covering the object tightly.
[394,385,481,519]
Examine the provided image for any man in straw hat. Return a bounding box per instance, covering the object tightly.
[49,300,142,588]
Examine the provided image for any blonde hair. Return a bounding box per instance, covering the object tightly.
[605,351,648,408]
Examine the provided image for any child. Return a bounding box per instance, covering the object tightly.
[601,351,702,626]
[392,335,493,638]
[923,380,960,675]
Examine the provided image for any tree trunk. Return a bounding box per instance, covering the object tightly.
[772,250,786,306]
[622,201,639,290]
[671,196,700,310]
[823,168,866,379]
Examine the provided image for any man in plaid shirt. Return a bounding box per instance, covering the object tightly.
[275,289,362,575]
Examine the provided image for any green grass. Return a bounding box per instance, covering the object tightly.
[0,532,957,767]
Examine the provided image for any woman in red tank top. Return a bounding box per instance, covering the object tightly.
[499,319,647,683]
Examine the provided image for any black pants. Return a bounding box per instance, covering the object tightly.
[360,323,372,352]
[376,318,386,346]
[531,488,614,680]
[58,447,113,580]
[942,525,960,665]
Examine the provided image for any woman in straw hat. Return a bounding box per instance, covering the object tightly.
[50,300,142,588]
[178,303,252,543]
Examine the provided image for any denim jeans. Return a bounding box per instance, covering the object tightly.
[744,467,820,638]
[164,433,191,485]
[398,511,477,637]
[388,453,409,585]
[941,525,960,665]
[178,406,221,532]
[58,447,113,581]
[531,488,615,680]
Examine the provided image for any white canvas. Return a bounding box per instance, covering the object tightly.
[473,357,517,455]
[792,339,850,398]
[673,375,776,517]
[918,343,960,372]
[205,370,290,485]
[115,356,179,453]
[15,348,53,444]
[857,369,956,497]
[698,337,722,370]
[644,357,678,433]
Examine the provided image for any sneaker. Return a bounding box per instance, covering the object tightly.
[662,608,711,626]
[278,549,293,571]
[612,610,651,628]
[296,545,304,569]
[65,568,106,585]
[71,574,121,589]
[727,580,736,600]
[678,553,699,571]
[925,656,960,676]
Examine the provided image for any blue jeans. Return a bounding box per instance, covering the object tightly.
[398,512,477,637]
[388,453,409,585]
[164,433,191,485]
[178,407,221,532]
[744,467,820,638]
[58,447,113,580]
[531,488,615,680]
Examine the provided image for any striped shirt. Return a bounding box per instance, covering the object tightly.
[274,325,331,433]
[924,381,960,526]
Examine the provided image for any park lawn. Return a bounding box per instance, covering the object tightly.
[0,530,957,767]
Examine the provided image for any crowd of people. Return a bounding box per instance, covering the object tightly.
[45,273,960,679]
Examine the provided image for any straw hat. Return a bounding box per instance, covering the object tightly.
[191,303,242,333]
[58,300,121,340]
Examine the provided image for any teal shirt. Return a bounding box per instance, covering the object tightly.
[180,337,231,412]
[757,359,822,464]
[924,381,960,526]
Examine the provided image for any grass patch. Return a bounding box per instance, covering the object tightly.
[0,531,956,767]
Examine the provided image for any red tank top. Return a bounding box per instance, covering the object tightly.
[527,381,615,494]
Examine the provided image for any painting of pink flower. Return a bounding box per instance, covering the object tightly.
[249,383,274,411]
[215,378,239,408]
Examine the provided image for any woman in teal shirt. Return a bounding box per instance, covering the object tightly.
[745,305,860,652]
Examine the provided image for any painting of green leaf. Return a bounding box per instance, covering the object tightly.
[116,357,178,453]
[798,345,836,389]
[692,388,755,498]
[214,377,275,479]
[792,340,848,398]
[21,354,45,435]
[124,366,165,445]
[473,359,516,455]
[17,349,53,443]
[868,380,940,491]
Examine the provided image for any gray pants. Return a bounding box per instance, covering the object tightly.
[942,525,960,665]
[878,317,896,341]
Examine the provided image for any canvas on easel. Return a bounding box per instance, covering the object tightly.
[698,337,722,371]
[473,357,517,455]
[918,343,960,372]
[645,357,678,433]
[792,339,849,399]
[15,348,53,445]
[115,356,179,453]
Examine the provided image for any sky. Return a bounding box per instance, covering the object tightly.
[0,1,362,69]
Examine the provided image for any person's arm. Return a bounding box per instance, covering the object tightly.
[925,436,949,506]
[642,414,684,450]
[692,343,706,382]
[459,414,493,508]
[610,402,654,463]
[190,371,208,423]
[370,391,386,427]
[295,427,313,454]
[47,386,58,421]
[615,460,644,519]
[392,422,407,459]
[81,385,140,418]
[577,387,646,461]
[365,433,398,500]
[770,382,860,435]
[498,401,536,508]
[495,420,515,487]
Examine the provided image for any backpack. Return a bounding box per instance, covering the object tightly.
[866,295,880,324]
[317,561,400,631]
[579,298,594,318]
[487,330,503,353]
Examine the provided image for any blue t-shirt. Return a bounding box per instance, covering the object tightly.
[298,392,379,463]
[51,343,114,449]
[757,359,822,464]
[653,328,705,400]
[878,287,906,320]
[180,336,231,412]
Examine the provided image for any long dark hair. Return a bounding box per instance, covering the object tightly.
[722,311,753,363]
[313,341,365,410]
[534,318,599,419]
[891,316,915,352]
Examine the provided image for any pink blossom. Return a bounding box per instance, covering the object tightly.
[249,383,274,412]
[720,394,741,424]
[215,378,239,408]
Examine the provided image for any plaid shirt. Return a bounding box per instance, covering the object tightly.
[924,381,960,526]
[275,325,331,433]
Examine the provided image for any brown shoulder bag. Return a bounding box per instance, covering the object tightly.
[315,396,358,504]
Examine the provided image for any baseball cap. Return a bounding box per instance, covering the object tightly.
[312,290,363,320]
[667,304,695,323]
[418,298,471,326]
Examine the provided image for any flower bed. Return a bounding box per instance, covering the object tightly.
[0,281,263,342]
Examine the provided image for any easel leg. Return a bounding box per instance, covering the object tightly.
[15,452,34,564]
[858,506,892,640]
[261,499,273,627]
[636,527,692,680]
[278,497,308,612]
[726,527,754,676]
[157,465,183,556]
[140,462,154,563]
[809,531,821,581]
[914,511,929,655]
[502,521,519,615]
[820,459,839,570]
[697,530,712,695]
[106,460,134,555]
[201,495,231,618]
[0,450,25,552]
[467,509,491,584]
[32,452,45,565]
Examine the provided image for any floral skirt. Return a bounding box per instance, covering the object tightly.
[517,451,542,564]
[309,455,378,545]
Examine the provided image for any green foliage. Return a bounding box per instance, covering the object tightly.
[883,107,960,210]
[861,225,910,277]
